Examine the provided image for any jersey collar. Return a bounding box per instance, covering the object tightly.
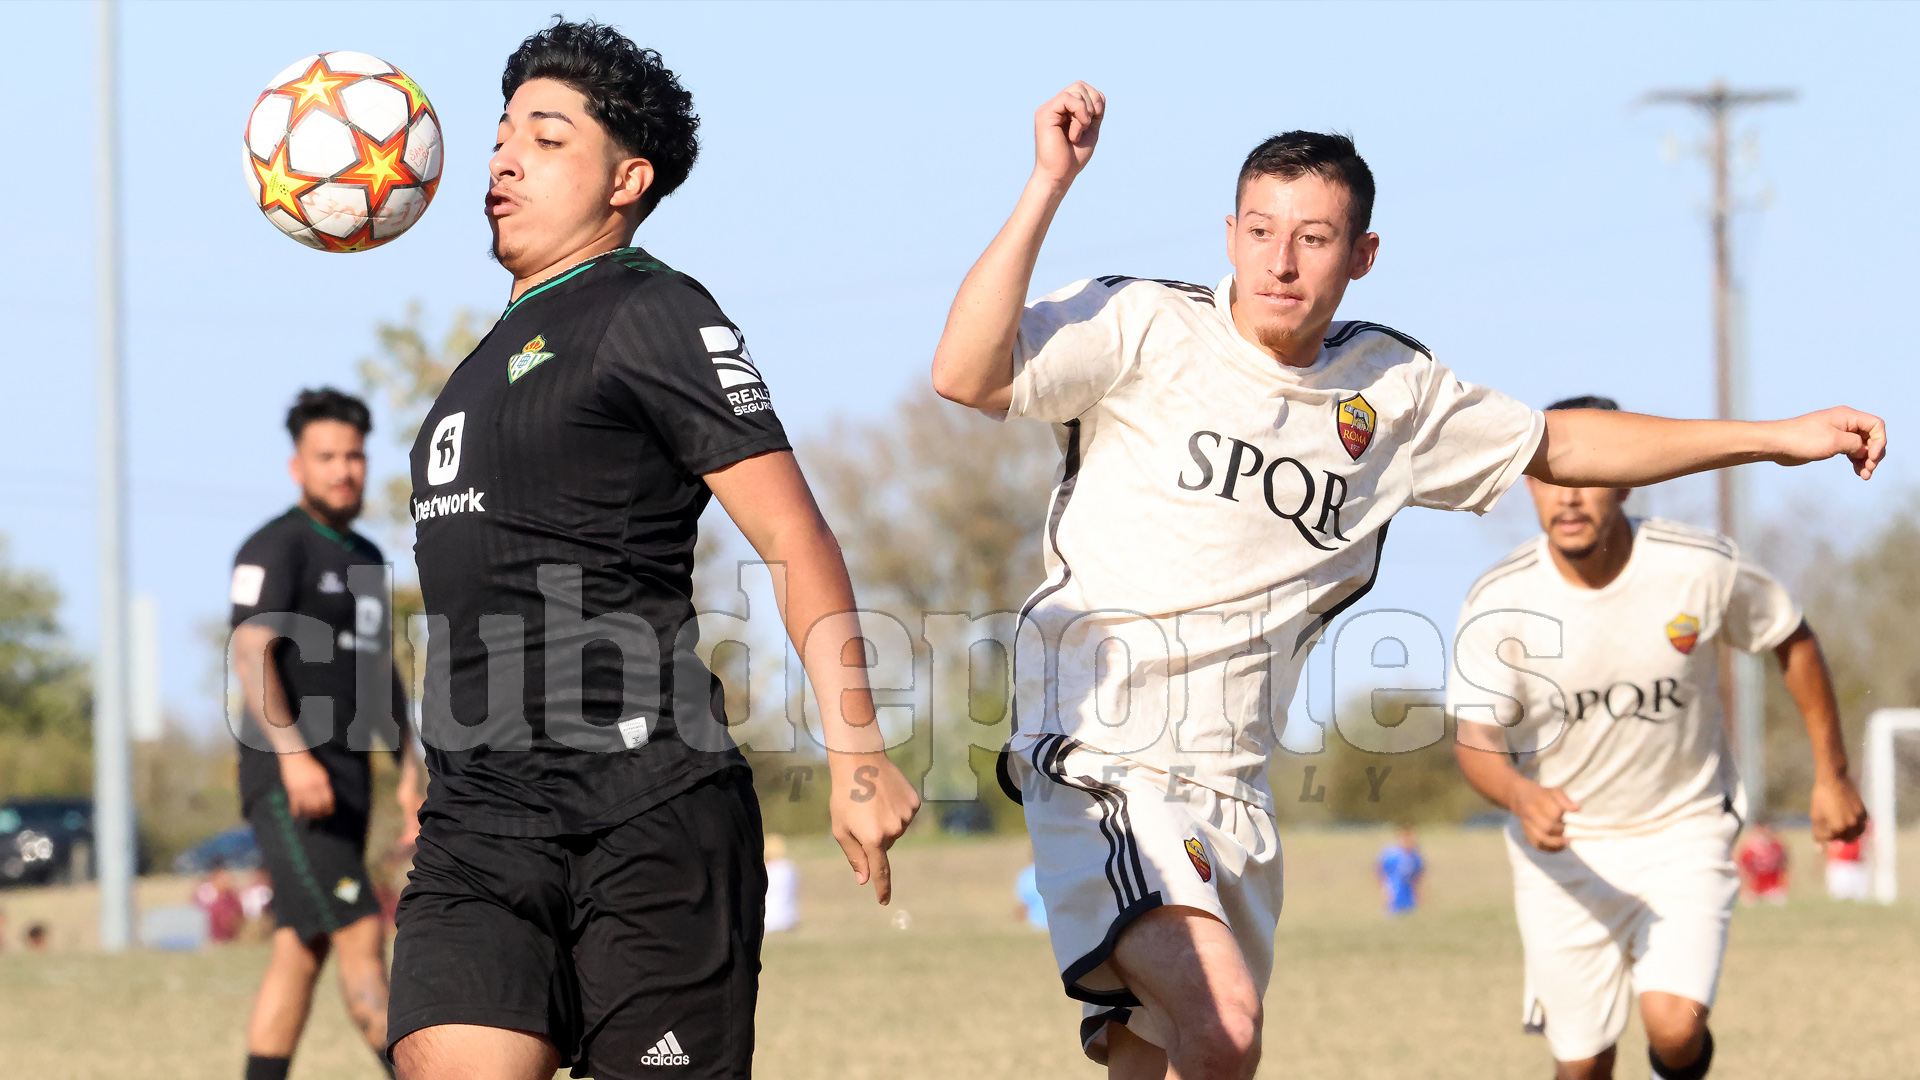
[291,505,359,552]
[501,246,661,320]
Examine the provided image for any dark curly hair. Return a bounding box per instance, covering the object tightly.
[285,387,371,443]
[1546,395,1621,412]
[503,18,700,219]
[1237,131,1375,239]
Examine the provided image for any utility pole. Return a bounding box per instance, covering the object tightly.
[1643,80,1794,822]
[94,0,135,951]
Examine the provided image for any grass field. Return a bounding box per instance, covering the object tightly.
[2,825,1916,1079]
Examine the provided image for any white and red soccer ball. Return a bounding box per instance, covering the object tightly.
[243,51,443,252]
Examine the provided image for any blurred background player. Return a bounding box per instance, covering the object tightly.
[1737,822,1791,905]
[1449,395,1869,1080]
[932,78,1885,1080]
[1376,827,1425,916]
[764,834,801,934]
[385,21,917,1080]
[229,388,425,1080]
[194,865,246,943]
[1824,828,1869,902]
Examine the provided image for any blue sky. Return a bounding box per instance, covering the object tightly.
[2,1,1915,727]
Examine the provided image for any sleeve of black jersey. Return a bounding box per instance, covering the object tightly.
[593,275,792,476]
[229,523,304,628]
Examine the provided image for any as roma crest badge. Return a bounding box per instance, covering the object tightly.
[1666,614,1700,655]
[1336,393,1376,460]
[1184,837,1213,883]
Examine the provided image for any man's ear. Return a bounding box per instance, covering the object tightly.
[1349,231,1380,281]
[610,157,656,210]
[1224,214,1237,261]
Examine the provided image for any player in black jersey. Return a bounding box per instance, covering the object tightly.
[387,22,920,1080]
[229,389,424,1080]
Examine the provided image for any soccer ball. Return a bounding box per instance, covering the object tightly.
[243,51,443,252]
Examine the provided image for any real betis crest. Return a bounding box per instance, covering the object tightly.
[507,335,554,383]
[1336,393,1377,460]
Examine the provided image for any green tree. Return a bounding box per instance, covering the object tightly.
[796,391,1060,830]
[0,537,93,799]
[1760,491,1920,821]
[357,303,493,678]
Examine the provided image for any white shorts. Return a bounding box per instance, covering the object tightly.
[1001,734,1284,1061]
[1507,811,1741,1062]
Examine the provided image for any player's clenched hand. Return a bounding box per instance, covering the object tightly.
[1764,407,1888,479]
[279,750,336,819]
[827,750,921,905]
[1513,781,1579,852]
[1033,81,1105,188]
[1809,775,1868,844]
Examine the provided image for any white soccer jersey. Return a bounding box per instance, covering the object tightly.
[1004,274,1543,809]
[1447,518,1803,838]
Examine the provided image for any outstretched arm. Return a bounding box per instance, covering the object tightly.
[1774,622,1868,843]
[706,450,921,904]
[931,82,1105,413]
[1525,407,1886,486]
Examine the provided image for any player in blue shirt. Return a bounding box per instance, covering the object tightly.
[1377,828,1426,916]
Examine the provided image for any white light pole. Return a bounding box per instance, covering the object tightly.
[94,0,135,951]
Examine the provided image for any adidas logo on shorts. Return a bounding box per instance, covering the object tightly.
[642,1030,690,1066]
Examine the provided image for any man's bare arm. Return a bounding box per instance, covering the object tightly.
[1774,622,1868,843]
[1525,407,1886,487]
[930,82,1105,413]
[706,450,921,904]
[231,623,336,818]
[1453,724,1580,852]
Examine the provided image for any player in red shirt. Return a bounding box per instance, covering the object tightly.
[1736,823,1789,904]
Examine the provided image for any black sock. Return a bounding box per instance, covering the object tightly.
[244,1056,291,1080]
[1650,1028,1714,1080]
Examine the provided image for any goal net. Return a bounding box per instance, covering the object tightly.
[1863,709,1920,903]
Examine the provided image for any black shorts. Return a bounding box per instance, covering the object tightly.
[387,768,764,1079]
[247,790,379,941]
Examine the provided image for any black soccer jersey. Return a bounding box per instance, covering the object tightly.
[229,507,403,820]
[408,247,789,837]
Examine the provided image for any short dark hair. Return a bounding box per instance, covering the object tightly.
[1236,131,1376,238]
[1545,395,1620,412]
[503,18,700,219]
[285,387,371,443]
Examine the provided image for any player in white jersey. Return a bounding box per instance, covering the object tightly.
[929,82,1886,1080]
[1448,394,1868,1080]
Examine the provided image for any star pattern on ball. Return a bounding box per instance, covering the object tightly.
[338,126,418,211]
[313,225,378,253]
[378,69,433,118]
[250,138,320,222]
[278,56,361,127]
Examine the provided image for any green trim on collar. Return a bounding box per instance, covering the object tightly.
[294,506,358,551]
[499,247,676,319]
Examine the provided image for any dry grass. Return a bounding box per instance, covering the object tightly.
[1,826,1916,1079]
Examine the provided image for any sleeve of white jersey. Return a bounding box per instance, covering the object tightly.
[1005,278,1141,423]
[1405,359,1546,514]
[1722,555,1804,653]
[1447,593,1570,754]
[1447,600,1526,744]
